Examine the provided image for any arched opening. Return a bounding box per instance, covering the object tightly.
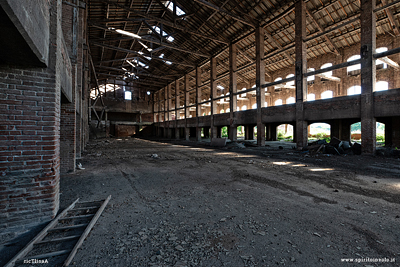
[286,97,295,104]
[376,47,388,69]
[237,126,245,139]
[241,105,247,111]
[277,124,293,141]
[220,109,224,114]
[307,68,315,82]
[275,99,283,106]
[376,81,389,92]
[221,126,228,138]
[252,103,257,109]
[226,108,230,112]
[274,77,282,90]
[351,122,385,145]
[286,74,295,87]
[307,93,315,101]
[321,90,333,99]
[309,123,331,141]
[321,63,333,78]
[347,55,361,74]
[347,85,361,96]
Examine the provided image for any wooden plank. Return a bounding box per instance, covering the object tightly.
[49,224,88,231]
[21,250,71,260]
[4,198,80,267]
[64,195,112,266]
[71,206,99,211]
[60,214,95,220]
[36,235,81,245]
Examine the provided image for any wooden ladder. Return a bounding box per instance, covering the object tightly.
[5,195,111,267]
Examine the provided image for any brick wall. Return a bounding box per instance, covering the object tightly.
[0,66,60,242]
[0,0,74,243]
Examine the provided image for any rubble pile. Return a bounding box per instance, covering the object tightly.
[306,137,361,156]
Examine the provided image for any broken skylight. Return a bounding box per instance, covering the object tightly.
[164,1,186,16]
[152,26,174,42]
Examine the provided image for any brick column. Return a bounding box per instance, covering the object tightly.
[295,0,308,150]
[360,0,377,154]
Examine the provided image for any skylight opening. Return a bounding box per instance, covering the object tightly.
[217,85,224,90]
[124,91,132,100]
[152,26,174,42]
[164,1,186,16]
[165,61,172,65]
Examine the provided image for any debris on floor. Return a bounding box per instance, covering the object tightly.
[305,137,363,156]
[77,163,85,170]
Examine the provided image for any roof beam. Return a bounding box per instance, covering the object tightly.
[380,0,400,36]
[305,7,340,55]
[96,0,228,44]
[90,23,210,58]
[91,41,196,67]
[192,0,257,28]
[263,29,295,64]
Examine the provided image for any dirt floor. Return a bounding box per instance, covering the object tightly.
[3,137,400,267]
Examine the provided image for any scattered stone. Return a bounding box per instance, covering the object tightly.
[313,232,321,237]
[175,245,185,252]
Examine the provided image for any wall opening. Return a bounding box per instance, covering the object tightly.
[309,123,330,141]
[277,124,293,141]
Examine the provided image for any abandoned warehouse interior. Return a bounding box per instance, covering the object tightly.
[1,0,400,266]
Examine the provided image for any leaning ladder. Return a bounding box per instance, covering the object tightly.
[5,195,111,267]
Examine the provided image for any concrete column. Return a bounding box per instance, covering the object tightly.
[196,67,202,141]
[158,90,162,123]
[203,127,210,138]
[255,26,266,146]
[175,80,180,139]
[153,93,157,122]
[167,84,172,121]
[266,124,277,141]
[385,117,400,147]
[210,57,218,139]
[295,0,308,150]
[217,126,222,138]
[164,87,167,122]
[331,119,351,142]
[245,125,254,140]
[360,0,377,154]
[229,43,238,141]
[164,87,169,138]
[184,74,190,140]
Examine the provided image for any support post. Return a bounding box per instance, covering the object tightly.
[196,67,202,141]
[175,79,180,139]
[184,74,190,140]
[255,26,266,146]
[295,0,308,150]
[229,43,238,141]
[360,0,377,154]
[210,57,218,139]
